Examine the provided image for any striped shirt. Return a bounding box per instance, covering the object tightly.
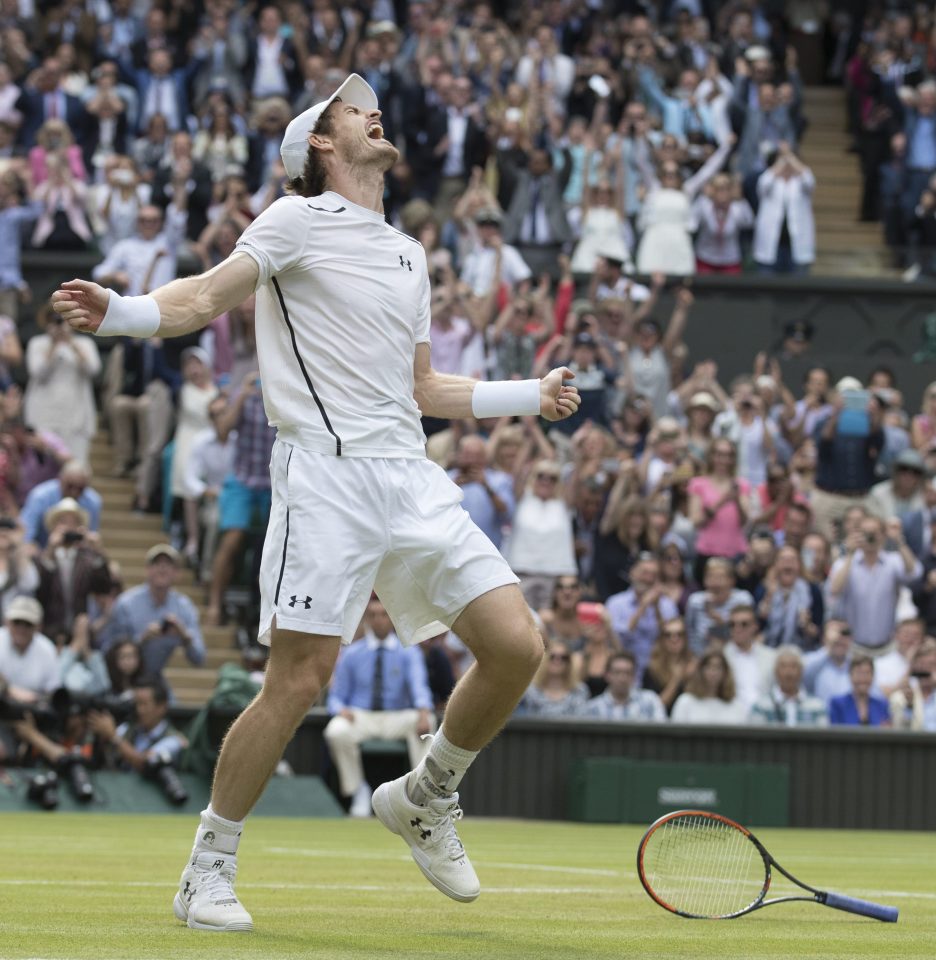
[749,686,828,727]
[233,391,275,489]
[580,688,667,722]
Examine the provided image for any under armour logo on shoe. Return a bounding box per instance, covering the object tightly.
[183,881,196,902]
[288,595,313,609]
[202,831,215,846]
[410,817,431,840]
[212,859,225,869]
[399,255,412,271]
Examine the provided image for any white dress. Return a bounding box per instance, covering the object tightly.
[636,188,696,276]
[670,693,747,724]
[506,494,577,576]
[170,382,219,498]
[23,334,101,465]
[570,206,632,274]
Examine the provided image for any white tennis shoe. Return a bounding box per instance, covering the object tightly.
[173,851,254,932]
[372,773,480,902]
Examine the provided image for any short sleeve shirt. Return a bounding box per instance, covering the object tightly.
[235,192,431,458]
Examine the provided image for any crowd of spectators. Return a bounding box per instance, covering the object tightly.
[846,6,936,278]
[1,1,935,794]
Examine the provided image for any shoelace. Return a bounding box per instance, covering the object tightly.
[194,863,238,904]
[426,796,466,860]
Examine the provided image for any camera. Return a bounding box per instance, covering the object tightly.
[62,530,84,546]
[56,748,94,803]
[27,769,59,810]
[144,749,188,805]
[50,687,136,724]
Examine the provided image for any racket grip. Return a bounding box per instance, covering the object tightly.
[824,892,899,923]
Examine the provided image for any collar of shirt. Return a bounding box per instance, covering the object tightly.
[366,631,400,651]
[770,684,803,705]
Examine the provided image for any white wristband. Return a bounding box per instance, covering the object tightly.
[97,292,161,338]
[471,379,541,419]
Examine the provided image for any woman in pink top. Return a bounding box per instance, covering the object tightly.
[687,438,749,583]
[911,381,936,452]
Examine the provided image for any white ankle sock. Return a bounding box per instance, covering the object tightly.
[192,805,244,856]
[407,729,478,805]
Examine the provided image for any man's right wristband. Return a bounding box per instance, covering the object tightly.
[97,292,161,338]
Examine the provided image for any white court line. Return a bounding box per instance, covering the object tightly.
[2,877,930,900]
[0,878,613,896]
[263,846,621,876]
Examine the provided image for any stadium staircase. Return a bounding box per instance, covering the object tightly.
[89,430,238,709]
[800,86,895,278]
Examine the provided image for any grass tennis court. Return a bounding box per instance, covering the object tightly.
[2,813,931,960]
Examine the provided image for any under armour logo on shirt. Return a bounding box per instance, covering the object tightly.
[399,255,412,271]
[288,595,313,609]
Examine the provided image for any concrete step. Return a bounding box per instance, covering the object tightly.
[163,667,218,694]
[169,646,240,669]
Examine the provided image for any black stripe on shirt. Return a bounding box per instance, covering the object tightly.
[389,226,421,245]
[271,276,342,456]
[274,446,294,606]
[307,204,346,213]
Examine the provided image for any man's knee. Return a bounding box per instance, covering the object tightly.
[323,714,354,745]
[264,628,340,714]
[468,616,545,679]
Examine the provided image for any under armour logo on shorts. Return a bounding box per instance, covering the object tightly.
[399,255,412,271]
[288,595,313,609]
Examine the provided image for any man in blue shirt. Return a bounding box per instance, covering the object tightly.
[811,378,884,541]
[324,596,435,817]
[97,543,204,687]
[20,461,102,549]
[447,435,514,552]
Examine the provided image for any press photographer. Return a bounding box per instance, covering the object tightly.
[0,596,58,765]
[87,678,189,805]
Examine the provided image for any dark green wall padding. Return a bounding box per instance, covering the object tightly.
[0,771,343,817]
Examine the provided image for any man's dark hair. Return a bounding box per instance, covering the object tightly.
[287,101,339,198]
[135,677,170,707]
[607,650,637,672]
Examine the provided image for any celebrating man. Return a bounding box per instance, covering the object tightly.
[52,74,580,932]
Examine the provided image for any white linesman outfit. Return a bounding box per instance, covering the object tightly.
[233,85,519,648]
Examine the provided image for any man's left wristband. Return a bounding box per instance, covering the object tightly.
[97,292,161,338]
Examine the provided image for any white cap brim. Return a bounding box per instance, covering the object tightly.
[280,73,379,180]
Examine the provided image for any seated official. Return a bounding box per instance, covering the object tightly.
[324,597,435,817]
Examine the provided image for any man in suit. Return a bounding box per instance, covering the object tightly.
[502,148,573,280]
[324,596,435,817]
[150,131,212,240]
[244,5,302,104]
[135,48,202,134]
[15,57,88,150]
[431,76,488,221]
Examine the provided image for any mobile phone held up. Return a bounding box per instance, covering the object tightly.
[577,602,604,626]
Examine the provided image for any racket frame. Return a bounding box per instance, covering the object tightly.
[636,809,894,921]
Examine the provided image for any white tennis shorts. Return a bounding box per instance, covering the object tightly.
[257,439,519,646]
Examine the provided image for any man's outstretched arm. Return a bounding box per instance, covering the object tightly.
[50,252,260,339]
[413,342,581,423]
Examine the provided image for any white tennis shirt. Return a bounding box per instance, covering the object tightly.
[235,191,431,458]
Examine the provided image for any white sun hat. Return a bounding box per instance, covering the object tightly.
[280,73,379,180]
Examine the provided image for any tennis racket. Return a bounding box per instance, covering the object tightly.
[637,810,898,923]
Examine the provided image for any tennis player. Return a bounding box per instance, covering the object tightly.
[51,74,580,933]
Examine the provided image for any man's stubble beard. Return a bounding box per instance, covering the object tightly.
[345,137,400,180]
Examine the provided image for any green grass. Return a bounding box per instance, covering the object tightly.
[0,813,931,959]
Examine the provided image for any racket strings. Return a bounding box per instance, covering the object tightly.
[644,815,766,918]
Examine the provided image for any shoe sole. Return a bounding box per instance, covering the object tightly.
[371,783,479,904]
[172,893,254,932]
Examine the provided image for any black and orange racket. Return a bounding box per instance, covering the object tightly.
[637,810,898,923]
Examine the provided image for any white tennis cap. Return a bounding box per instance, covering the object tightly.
[280,73,379,180]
